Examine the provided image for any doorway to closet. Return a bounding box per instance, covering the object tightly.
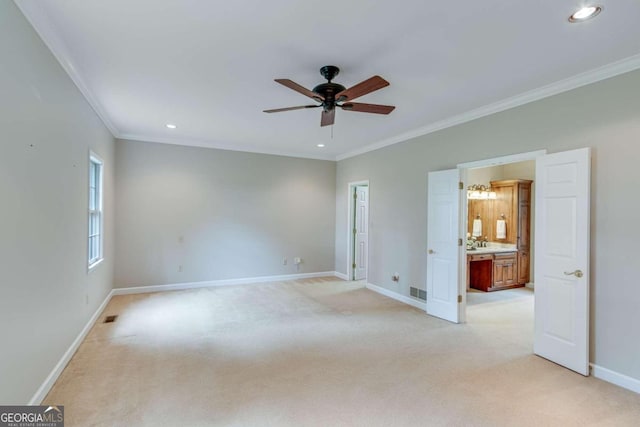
[347,181,369,281]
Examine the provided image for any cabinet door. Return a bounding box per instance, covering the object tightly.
[493,259,505,288]
[518,251,530,284]
[504,257,516,286]
[517,183,531,250]
[493,253,517,288]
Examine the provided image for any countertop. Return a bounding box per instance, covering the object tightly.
[466,246,517,254]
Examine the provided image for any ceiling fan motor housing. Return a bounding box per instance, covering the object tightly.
[313,82,346,111]
[314,65,345,111]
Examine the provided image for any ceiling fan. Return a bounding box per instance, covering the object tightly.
[264,65,395,127]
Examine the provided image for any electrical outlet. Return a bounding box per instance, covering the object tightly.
[294,257,302,265]
[282,257,287,266]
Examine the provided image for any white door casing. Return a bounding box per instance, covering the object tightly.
[534,148,591,375]
[354,186,369,280]
[426,169,460,323]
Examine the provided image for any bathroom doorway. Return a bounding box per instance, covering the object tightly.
[458,153,540,324]
[446,148,591,375]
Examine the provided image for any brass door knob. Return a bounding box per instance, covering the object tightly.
[428,249,435,254]
[563,270,584,278]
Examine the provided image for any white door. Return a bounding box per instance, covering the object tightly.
[354,186,369,280]
[426,169,460,323]
[534,148,591,375]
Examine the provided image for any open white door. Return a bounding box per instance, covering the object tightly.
[534,148,590,375]
[354,186,369,280]
[426,169,460,323]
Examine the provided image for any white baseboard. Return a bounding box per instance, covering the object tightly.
[366,282,427,310]
[334,271,349,281]
[29,289,115,405]
[112,271,338,295]
[591,364,640,394]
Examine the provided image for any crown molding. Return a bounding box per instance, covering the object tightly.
[17,0,640,163]
[118,133,336,161]
[14,0,119,136]
[336,53,640,161]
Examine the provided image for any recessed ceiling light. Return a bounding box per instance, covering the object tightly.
[317,144,325,148]
[166,124,177,129]
[569,6,602,22]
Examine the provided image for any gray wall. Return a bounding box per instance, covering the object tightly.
[115,139,336,287]
[335,69,640,381]
[0,1,115,404]
[467,161,535,184]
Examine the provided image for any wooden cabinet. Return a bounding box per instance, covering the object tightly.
[517,251,530,285]
[493,253,517,289]
[467,253,493,292]
[468,252,519,292]
[490,180,532,285]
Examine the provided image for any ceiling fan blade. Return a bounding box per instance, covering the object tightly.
[320,109,335,127]
[275,79,324,101]
[263,105,320,113]
[335,75,389,102]
[341,102,395,115]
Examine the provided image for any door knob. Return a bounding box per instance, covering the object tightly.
[564,270,584,278]
[428,249,435,254]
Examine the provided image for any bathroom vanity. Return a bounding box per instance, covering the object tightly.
[467,248,518,292]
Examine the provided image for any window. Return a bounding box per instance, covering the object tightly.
[88,153,103,269]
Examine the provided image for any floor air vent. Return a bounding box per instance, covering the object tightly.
[104,315,118,323]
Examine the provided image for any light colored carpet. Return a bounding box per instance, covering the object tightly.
[466,286,533,306]
[44,278,640,426]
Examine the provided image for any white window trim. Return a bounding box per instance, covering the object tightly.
[88,151,104,271]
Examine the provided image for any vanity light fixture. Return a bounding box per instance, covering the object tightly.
[467,184,497,200]
[166,124,177,129]
[569,6,602,23]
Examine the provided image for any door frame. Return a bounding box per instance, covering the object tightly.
[457,150,546,322]
[347,180,369,281]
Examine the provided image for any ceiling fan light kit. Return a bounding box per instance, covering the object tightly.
[264,65,395,127]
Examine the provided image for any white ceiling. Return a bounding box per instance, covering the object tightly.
[16,0,640,160]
